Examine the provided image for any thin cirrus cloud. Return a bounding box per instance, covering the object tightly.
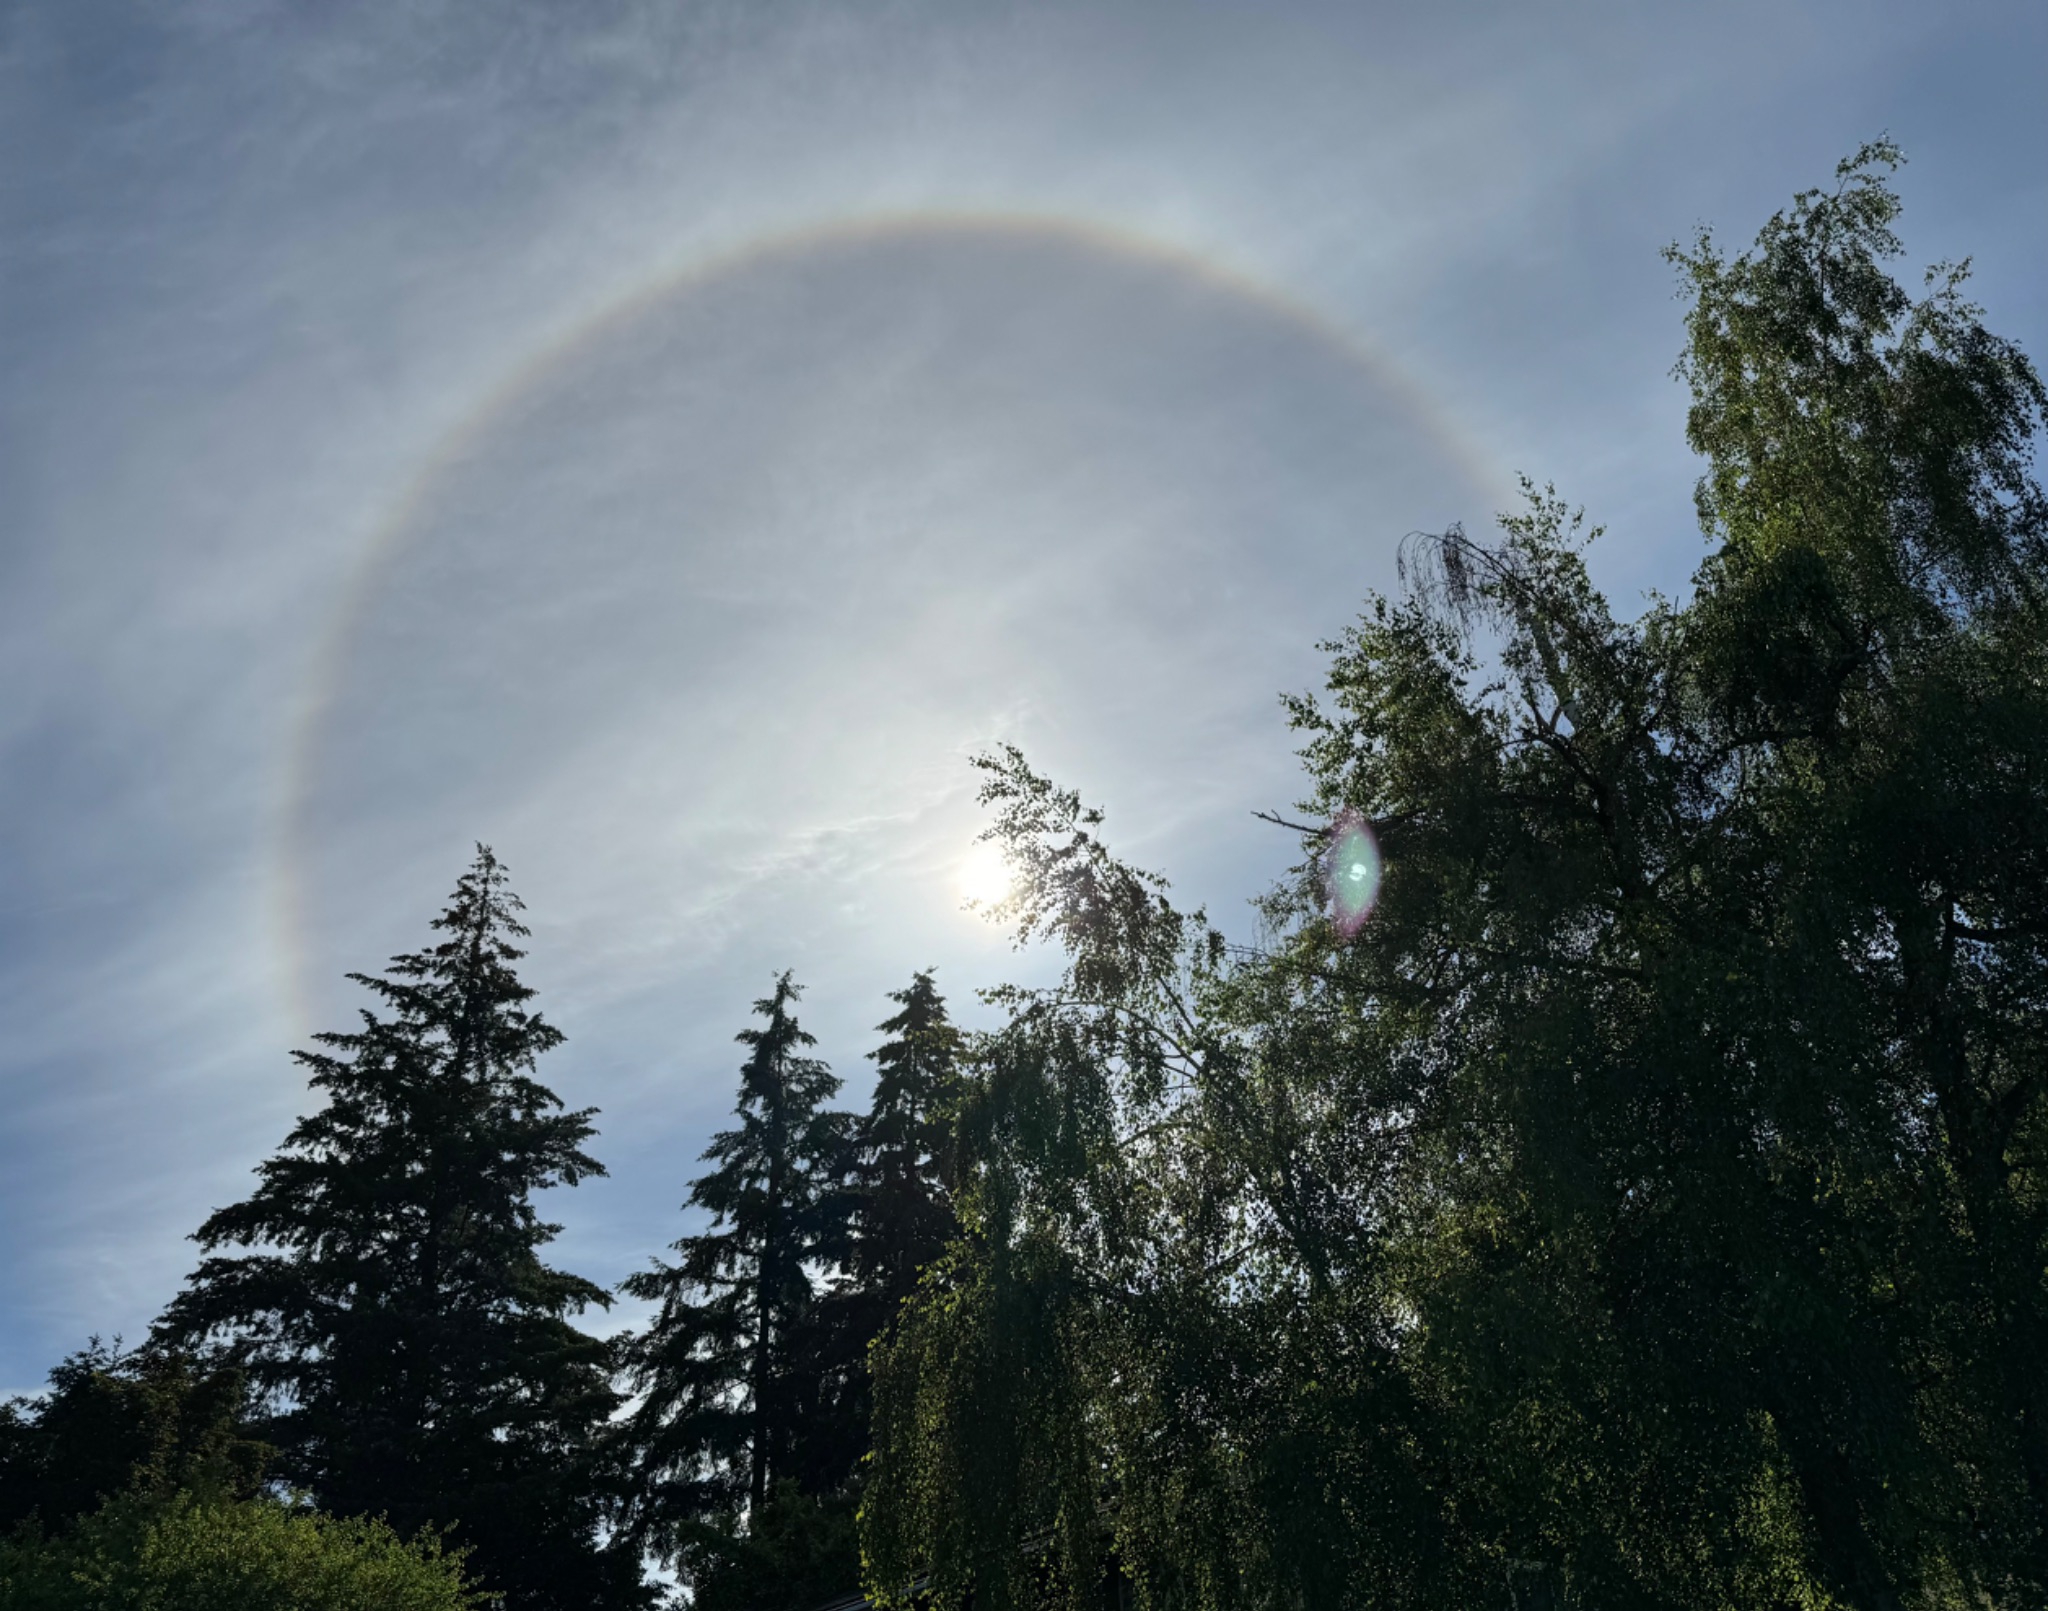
[1,0,2043,1386]
[278,213,1490,1268]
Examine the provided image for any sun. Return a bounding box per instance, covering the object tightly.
[958,840,1014,906]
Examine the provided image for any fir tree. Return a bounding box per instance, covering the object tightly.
[155,847,642,1611]
[620,972,853,1583]
[849,971,963,1316]
[791,972,967,1534]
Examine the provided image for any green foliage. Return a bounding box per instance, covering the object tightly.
[863,147,2048,1611]
[154,847,641,1611]
[865,753,1236,1611]
[0,1343,268,1536]
[682,1480,863,1611]
[0,1493,478,1611]
[1672,139,2046,616]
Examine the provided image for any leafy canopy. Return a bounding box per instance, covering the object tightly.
[862,144,2048,1611]
[0,1493,480,1611]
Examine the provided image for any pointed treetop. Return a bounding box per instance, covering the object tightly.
[738,971,817,1056]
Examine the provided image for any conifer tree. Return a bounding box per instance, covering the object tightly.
[849,971,963,1316]
[620,972,852,1579]
[155,848,642,1611]
[796,972,967,1526]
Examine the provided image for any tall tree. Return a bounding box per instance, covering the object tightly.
[849,971,964,1317]
[863,146,2048,1611]
[790,971,967,1543]
[155,848,642,1611]
[620,972,852,1585]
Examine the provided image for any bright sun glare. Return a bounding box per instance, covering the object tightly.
[959,840,1014,906]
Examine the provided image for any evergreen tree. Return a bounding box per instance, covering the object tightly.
[849,971,963,1317]
[154,848,643,1611]
[790,971,967,1544]
[620,972,853,1586]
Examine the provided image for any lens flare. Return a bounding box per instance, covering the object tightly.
[1322,808,1382,939]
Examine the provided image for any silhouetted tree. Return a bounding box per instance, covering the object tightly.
[620,972,853,1594]
[864,145,2048,1611]
[789,970,968,1503]
[155,847,643,1611]
[0,1340,267,1535]
[850,970,963,1316]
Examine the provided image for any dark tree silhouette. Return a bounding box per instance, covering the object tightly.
[864,147,2048,1611]
[620,972,852,1586]
[849,970,964,1316]
[0,1340,268,1535]
[155,847,642,1611]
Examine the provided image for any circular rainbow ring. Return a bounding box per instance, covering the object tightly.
[272,209,1497,1029]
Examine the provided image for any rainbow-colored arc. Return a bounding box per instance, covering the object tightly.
[270,208,1496,1030]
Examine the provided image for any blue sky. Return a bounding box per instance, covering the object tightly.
[3,0,2044,1391]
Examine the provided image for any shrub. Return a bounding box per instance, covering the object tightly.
[0,1492,480,1611]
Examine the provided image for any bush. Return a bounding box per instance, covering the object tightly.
[0,1492,480,1611]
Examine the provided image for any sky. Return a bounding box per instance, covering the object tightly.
[3,0,2044,1392]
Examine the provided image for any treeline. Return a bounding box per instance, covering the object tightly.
[9,146,2048,1611]
[3,854,962,1610]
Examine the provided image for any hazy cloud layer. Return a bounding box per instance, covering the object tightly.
[3,0,2043,1386]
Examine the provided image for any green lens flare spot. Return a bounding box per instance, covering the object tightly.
[1322,809,1381,939]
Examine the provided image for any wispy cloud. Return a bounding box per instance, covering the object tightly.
[3,0,2042,1384]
